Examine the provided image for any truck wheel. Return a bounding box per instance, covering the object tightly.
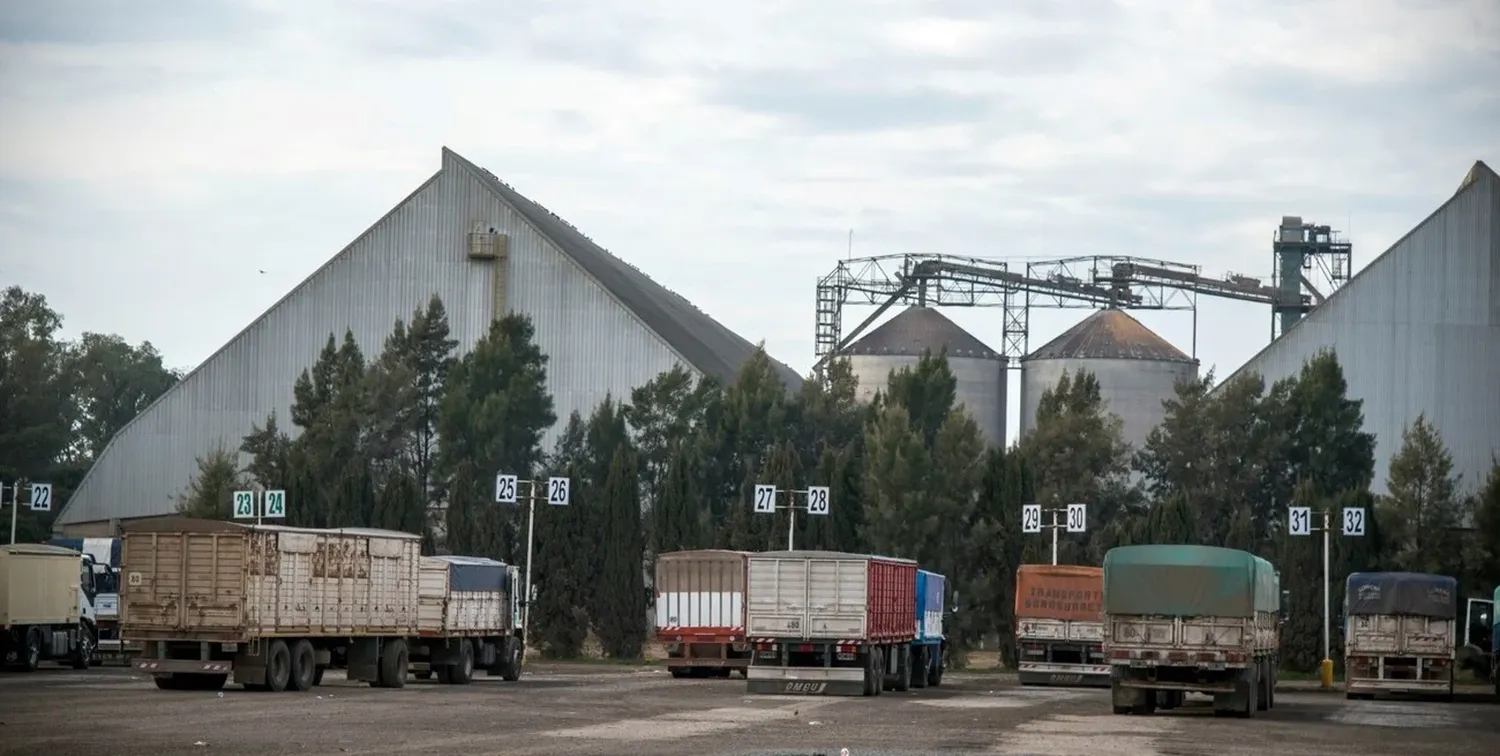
[19,627,43,672]
[911,648,929,689]
[873,648,885,696]
[893,646,912,692]
[861,649,878,696]
[377,639,409,689]
[265,640,292,692]
[452,640,475,685]
[497,638,522,682]
[929,651,944,687]
[288,640,317,691]
[71,626,96,670]
[669,667,690,679]
[153,674,187,690]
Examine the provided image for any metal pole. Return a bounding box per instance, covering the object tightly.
[786,492,796,552]
[522,480,537,641]
[8,482,19,545]
[1050,508,1059,566]
[1322,509,1331,686]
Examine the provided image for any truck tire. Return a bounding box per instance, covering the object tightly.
[1257,660,1270,711]
[1235,666,1258,718]
[497,638,523,682]
[911,647,929,689]
[71,625,95,670]
[892,646,912,692]
[452,640,476,685]
[288,640,317,691]
[377,639,409,689]
[929,650,944,688]
[19,627,43,672]
[153,674,187,690]
[265,640,293,693]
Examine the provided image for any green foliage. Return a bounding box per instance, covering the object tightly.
[175,445,246,520]
[594,447,647,659]
[1379,414,1468,577]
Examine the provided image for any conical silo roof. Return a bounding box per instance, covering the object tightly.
[844,306,1001,360]
[1024,309,1193,363]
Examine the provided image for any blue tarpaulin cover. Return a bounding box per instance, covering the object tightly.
[432,555,510,594]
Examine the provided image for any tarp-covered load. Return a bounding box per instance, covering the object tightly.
[1103,545,1279,618]
[1344,572,1457,619]
[429,555,511,594]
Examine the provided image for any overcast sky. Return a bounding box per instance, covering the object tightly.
[2,0,1496,443]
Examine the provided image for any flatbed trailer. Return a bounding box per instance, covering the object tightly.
[123,518,525,692]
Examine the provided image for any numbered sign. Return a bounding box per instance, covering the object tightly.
[494,474,519,504]
[1066,503,1087,533]
[1021,503,1042,533]
[806,486,830,516]
[232,491,258,519]
[29,483,53,512]
[1341,506,1366,536]
[263,489,286,518]
[753,484,777,514]
[1288,506,1312,536]
[547,476,571,506]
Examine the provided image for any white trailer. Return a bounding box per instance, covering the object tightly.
[1343,572,1458,700]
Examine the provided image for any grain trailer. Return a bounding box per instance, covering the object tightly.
[745,550,919,696]
[1015,564,1107,687]
[413,555,526,684]
[1103,545,1280,717]
[654,549,750,678]
[1343,571,1457,700]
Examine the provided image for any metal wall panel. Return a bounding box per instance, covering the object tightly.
[1222,174,1499,495]
[1019,357,1198,457]
[848,353,1007,447]
[60,157,689,526]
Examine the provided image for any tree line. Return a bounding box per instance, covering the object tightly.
[1,286,181,542]
[8,285,1498,670]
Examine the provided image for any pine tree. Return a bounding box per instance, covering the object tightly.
[594,448,647,659]
[653,443,703,553]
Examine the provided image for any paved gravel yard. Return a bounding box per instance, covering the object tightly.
[1,664,1496,756]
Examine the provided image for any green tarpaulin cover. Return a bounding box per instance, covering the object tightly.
[1103,544,1280,618]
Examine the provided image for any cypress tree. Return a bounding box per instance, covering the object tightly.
[595,447,647,659]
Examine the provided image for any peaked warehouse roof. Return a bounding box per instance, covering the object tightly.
[844,305,1002,359]
[1024,308,1195,363]
[443,148,802,389]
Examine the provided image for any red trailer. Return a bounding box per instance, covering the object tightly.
[743,550,919,696]
[654,550,751,678]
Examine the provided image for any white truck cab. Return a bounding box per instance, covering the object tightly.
[1,543,99,671]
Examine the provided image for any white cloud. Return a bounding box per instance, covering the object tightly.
[1,0,1495,441]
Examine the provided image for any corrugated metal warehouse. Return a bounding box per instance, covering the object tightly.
[1223,160,1500,495]
[54,147,802,534]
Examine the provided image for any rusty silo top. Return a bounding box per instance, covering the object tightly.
[844,306,1001,359]
[1024,309,1194,363]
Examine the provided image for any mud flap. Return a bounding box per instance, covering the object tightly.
[1111,680,1149,714]
[346,638,379,683]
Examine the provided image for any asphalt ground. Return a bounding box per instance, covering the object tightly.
[1,662,1496,756]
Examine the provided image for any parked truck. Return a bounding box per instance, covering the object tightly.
[1343,571,1457,700]
[1493,585,1499,697]
[654,549,751,678]
[744,550,944,696]
[123,518,526,691]
[49,537,124,657]
[1015,564,1108,688]
[1103,544,1280,717]
[1,543,100,671]
[1458,593,1493,683]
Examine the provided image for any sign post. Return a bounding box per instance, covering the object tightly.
[1288,503,1365,689]
[3,480,53,545]
[752,483,830,551]
[232,488,288,524]
[1021,500,1087,565]
[495,472,571,655]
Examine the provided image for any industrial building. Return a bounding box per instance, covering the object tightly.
[844,306,1007,446]
[53,147,801,535]
[1018,309,1199,454]
[1222,160,1500,495]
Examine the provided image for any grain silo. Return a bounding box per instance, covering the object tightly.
[1019,308,1198,453]
[844,305,1006,447]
